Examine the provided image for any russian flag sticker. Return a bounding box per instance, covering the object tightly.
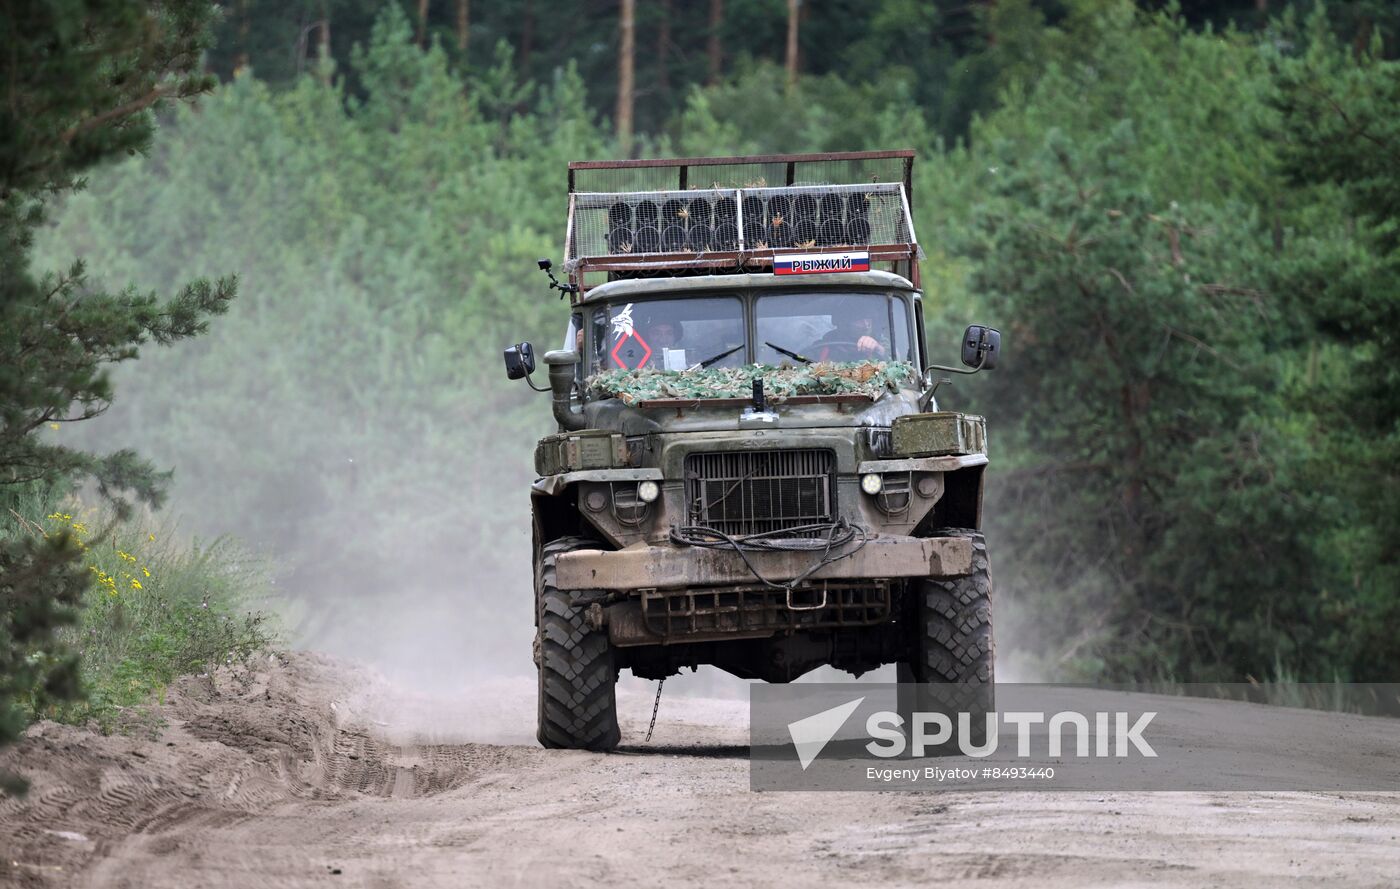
[773,251,871,275]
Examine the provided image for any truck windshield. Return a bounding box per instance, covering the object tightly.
[591,296,745,371]
[756,292,911,365]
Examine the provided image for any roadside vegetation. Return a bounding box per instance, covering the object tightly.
[4,490,274,732]
[1,1,250,793]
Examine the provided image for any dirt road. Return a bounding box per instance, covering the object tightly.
[2,653,1398,888]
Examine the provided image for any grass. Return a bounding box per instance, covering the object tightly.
[12,499,277,731]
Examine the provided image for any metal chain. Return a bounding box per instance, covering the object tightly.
[645,679,664,742]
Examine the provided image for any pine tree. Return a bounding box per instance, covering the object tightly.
[1270,15,1400,677]
[0,0,235,789]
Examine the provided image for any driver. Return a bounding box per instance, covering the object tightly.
[812,311,887,362]
[646,319,681,353]
[638,316,683,368]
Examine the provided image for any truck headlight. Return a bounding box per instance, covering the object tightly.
[637,480,661,503]
[860,473,883,495]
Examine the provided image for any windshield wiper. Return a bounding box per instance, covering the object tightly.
[764,341,812,364]
[690,344,744,369]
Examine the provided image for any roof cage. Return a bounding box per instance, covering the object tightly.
[564,150,920,296]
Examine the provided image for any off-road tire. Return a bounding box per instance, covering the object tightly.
[536,536,621,751]
[898,529,995,755]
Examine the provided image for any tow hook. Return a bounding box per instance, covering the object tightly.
[787,582,829,612]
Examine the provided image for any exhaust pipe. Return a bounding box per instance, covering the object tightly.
[544,350,587,431]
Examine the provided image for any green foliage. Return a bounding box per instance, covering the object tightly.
[32,507,275,731]
[0,483,83,795]
[0,0,236,783]
[39,8,606,645]
[1266,12,1400,679]
[588,361,917,404]
[671,60,935,158]
[1,1,235,510]
[0,263,235,511]
[0,1,217,198]
[968,121,1315,678]
[941,2,1399,680]
[203,0,1071,142]
[203,0,1400,146]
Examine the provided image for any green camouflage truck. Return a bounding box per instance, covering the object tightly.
[503,151,1000,750]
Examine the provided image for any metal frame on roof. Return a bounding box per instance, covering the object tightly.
[568,149,914,190]
[562,151,919,299]
[576,269,917,303]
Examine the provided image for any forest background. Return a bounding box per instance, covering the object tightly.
[5,0,1399,752]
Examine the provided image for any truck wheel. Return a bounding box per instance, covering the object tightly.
[536,536,621,751]
[898,529,995,755]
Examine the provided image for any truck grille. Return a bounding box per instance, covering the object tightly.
[684,449,835,537]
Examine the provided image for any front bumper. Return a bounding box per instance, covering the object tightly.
[553,533,973,591]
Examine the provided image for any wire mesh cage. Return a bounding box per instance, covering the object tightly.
[570,187,737,261]
[566,182,913,269]
[563,151,919,288]
[742,183,909,251]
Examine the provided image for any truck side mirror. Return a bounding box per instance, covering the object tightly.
[504,341,536,380]
[961,325,1001,370]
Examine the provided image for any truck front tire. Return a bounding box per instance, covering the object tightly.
[898,529,995,754]
[536,536,621,751]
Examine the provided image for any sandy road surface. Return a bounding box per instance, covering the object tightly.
[2,653,1398,888]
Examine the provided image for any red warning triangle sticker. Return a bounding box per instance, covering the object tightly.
[610,331,652,369]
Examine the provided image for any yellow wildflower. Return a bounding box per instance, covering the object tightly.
[130,578,142,590]
[142,567,151,578]
[48,423,60,430]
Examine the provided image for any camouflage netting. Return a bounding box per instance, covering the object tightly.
[586,360,918,405]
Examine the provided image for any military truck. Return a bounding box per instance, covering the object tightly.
[503,151,999,751]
